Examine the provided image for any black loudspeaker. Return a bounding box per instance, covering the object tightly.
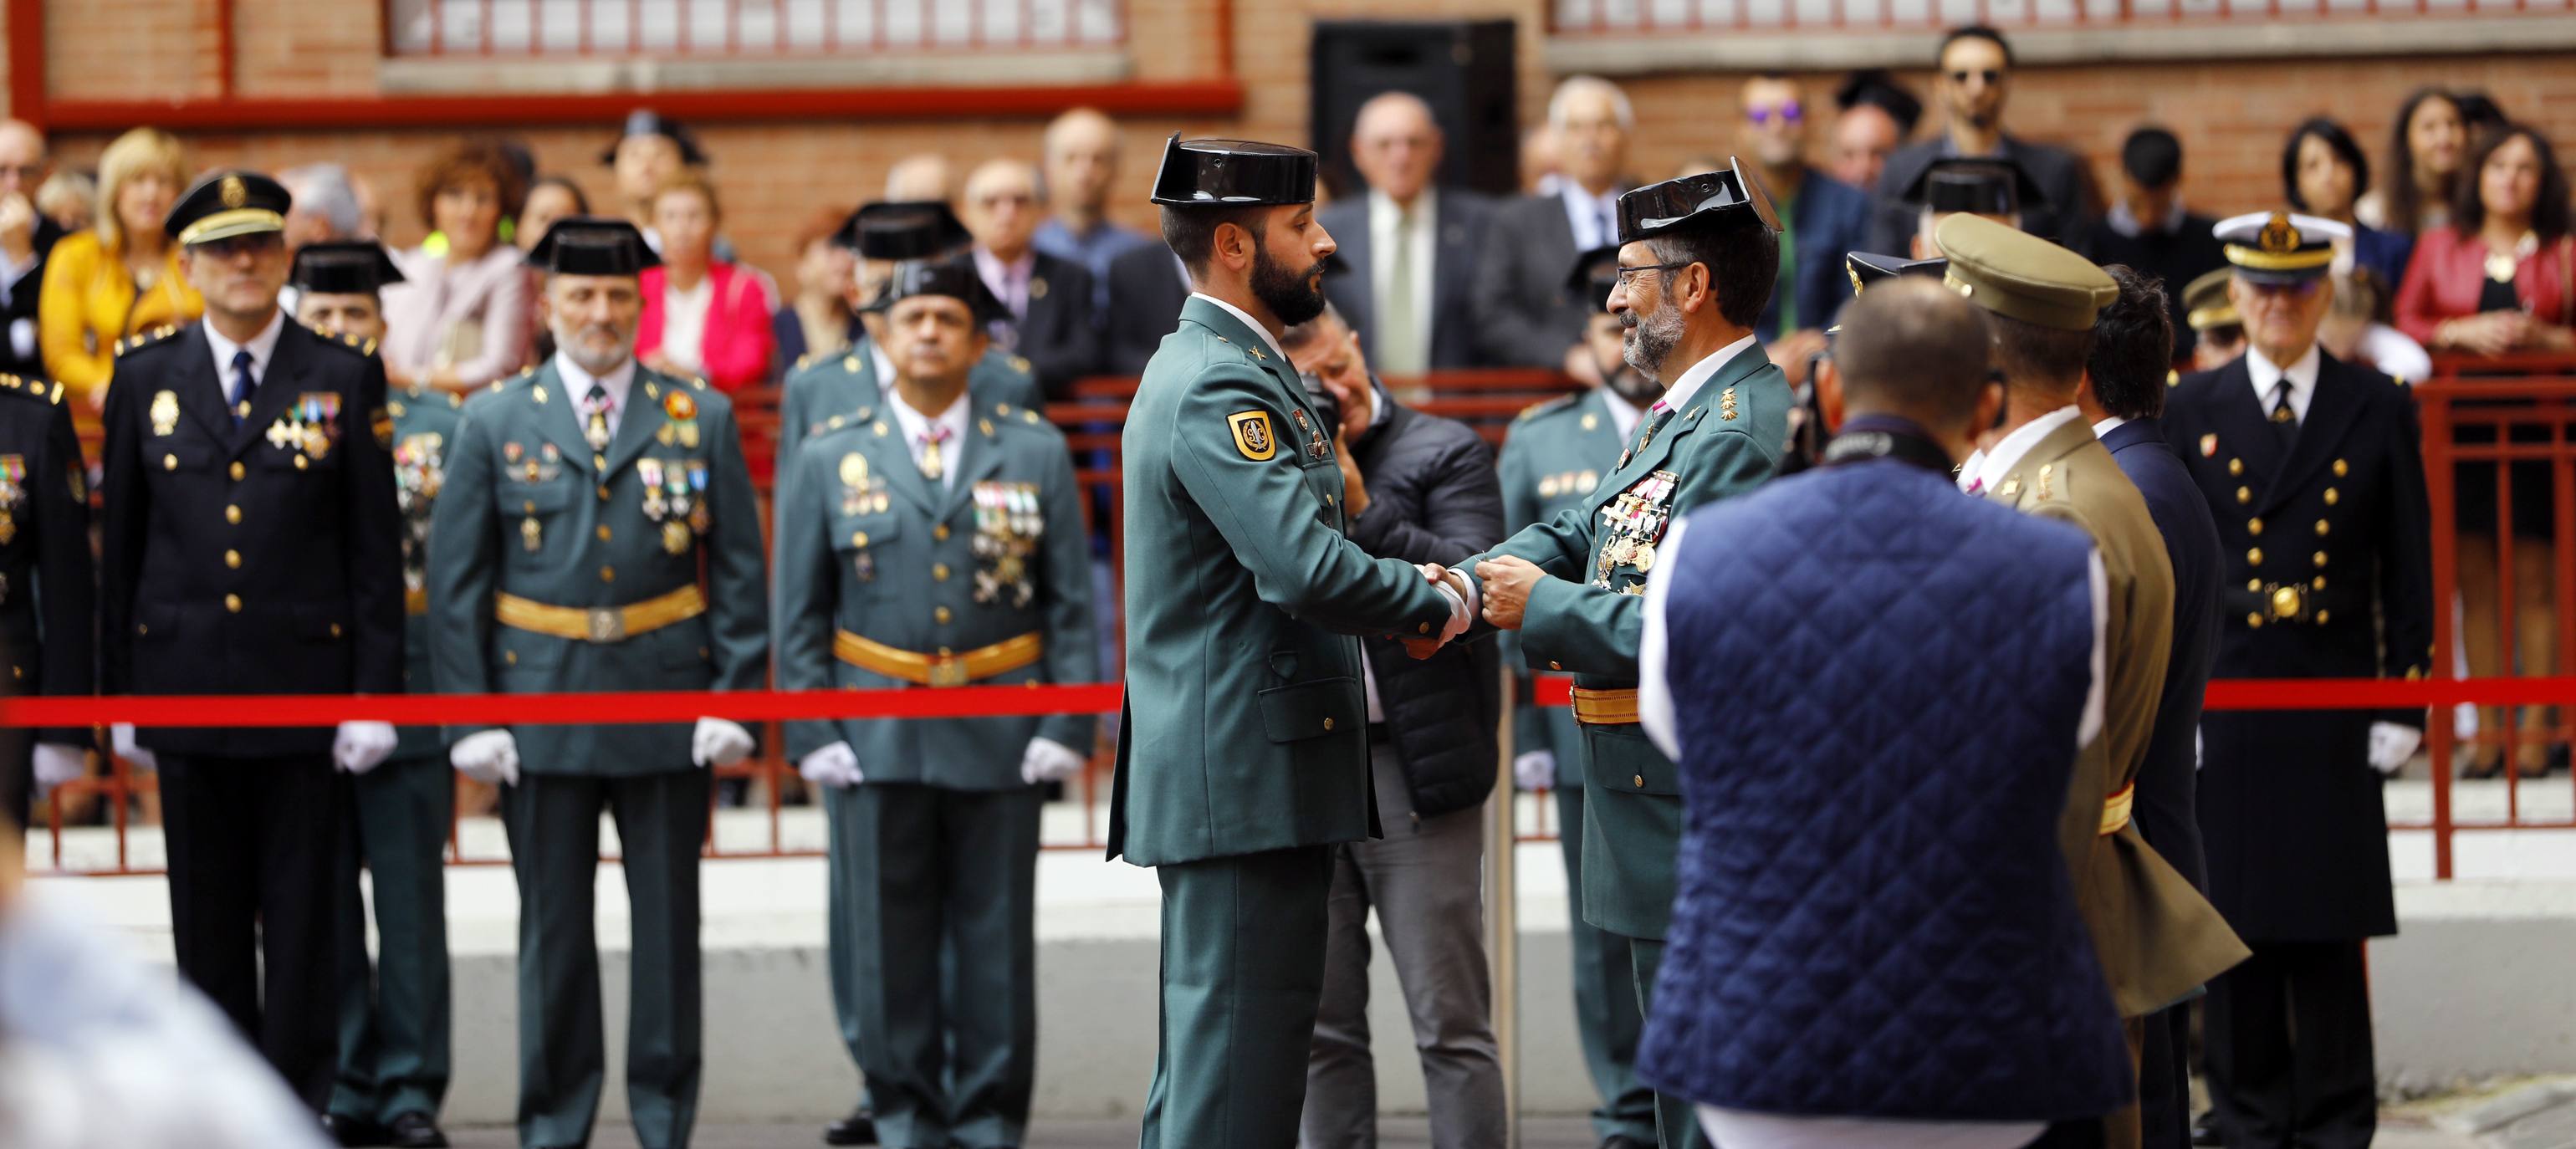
[1309,19,1520,200]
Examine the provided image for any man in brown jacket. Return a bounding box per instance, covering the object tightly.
[1938,212,2249,1148]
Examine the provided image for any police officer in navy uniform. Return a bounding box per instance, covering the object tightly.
[99,171,405,1111]
[0,362,92,833]
[2164,211,2434,1149]
[288,240,460,1149]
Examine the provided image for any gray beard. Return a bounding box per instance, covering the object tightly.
[1622,301,1686,378]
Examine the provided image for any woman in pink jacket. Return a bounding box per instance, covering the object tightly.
[637,174,774,392]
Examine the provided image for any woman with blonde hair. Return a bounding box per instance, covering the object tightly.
[37,127,198,404]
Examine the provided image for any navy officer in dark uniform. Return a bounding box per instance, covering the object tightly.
[0,361,92,832]
[2164,210,2433,1149]
[98,170,406,1111]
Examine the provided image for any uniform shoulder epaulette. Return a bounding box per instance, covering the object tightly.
[1515,393,1581,424]
[691,376,709,391]
[1007,354,1033,375]
[114,324,182,358]
[326,330,379,357]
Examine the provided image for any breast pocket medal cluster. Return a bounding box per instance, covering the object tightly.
[1597,470,1678,590]
[971,481,1044,609]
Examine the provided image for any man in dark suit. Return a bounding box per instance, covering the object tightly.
[0,120,62,381]
[1472,76,1635,384]
[2164,211,2432,1149]
[1317,92,1494,376]
[2085,129,2228,363]
[1103,243,1191,375]
[2083,264,2221,1149]
[99,171,405,1111]
[0,363,90,833]
[1870,25,2098,254]
[963,159,1099,399]
[1736,73,1874,382]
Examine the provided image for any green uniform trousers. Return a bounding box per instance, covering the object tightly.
[1138,845,1335,1149]
[830,782,1042,1149]
[1628,939,1710,1149]
[502,769,710,1149]
[332,753,455,1126]
[1556,784,1659,1144]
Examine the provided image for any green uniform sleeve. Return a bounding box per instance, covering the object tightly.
[699,400,770,698]
[1033,434,1101,753]
[769,439,840,762]
[426,400,503,744]
[1492,435,1551,758]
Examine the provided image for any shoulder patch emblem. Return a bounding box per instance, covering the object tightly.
[1228,410,1277,461]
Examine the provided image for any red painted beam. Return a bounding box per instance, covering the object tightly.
[37,78,1246,134]
[6,0,44,127]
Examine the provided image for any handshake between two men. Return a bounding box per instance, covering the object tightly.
[1395,555,1546,660]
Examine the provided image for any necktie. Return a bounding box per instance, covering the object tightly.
[919,425,952,483]
[2268,380,2298,448]
[1378,207,1426,376]
[227,349,255,429]
[584,384,612,452]
[1598,204,1617,251]
[1636,402,1675,453]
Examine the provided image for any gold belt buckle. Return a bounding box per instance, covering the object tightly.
[587,607,626,643]
[927,656,968,688]
[2269,584,2303,620]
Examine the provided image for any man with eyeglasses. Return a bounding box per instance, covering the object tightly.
[0,120,59,381]
[1473,76,1640,386]
[962,159,1100,401]
[1735,74,1873,388]
[1870,25,2098,255]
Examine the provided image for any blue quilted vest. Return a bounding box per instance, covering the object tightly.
[1636,444,2134,1123]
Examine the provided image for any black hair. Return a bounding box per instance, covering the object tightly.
[529,174,591,215]
[1940,25,2014,69]
[2454,90,2509,134]
[2121,127,2183,189]
[1158,203,1265,280]
[1988,309,2095,391]
[2453,123,2573,245]
[2085,265,2174,421]
[2382,87,2462,241]
[1834,69,1923,135]
[1648,222,1779,331]
[2282,118,2371,212]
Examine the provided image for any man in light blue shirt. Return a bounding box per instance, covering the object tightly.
[1030,108,1152,319]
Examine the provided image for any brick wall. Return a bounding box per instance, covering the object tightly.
[4,1,2573,293]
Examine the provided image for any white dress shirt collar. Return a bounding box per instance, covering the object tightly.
[974,247,1037,318]
[204,309,288,392]
[551,350,638,432]
[869,338,897,395]
[887,386,972,489]
[1961,405,2082,493]
[2246,342,2322,423]
[2092,415,2129,437]
[1188,292,1290,365]
[1654,334,1759,418]
[1561,182,1623,252]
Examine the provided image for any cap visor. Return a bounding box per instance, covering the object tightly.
[177,210,285,247]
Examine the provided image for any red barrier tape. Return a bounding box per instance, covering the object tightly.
[3,677,2573,728]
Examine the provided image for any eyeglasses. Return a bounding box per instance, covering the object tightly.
[1746,101,1804,127]
[1614,261,1692,284]
[1950,69,2003,85]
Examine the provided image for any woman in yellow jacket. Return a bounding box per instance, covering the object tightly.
[38,127,197,406]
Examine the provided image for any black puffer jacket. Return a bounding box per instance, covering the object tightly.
[1342,386,1505,820]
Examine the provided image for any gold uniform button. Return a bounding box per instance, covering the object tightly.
[2333,458,2349,477]
[2316,609,2331,624]
[329,623,342,638]
[933,564,951,581]
[1418,622,1430,635]
[2247,548,2263,566]
[223,594,242,613]
[2248,518,2264,536]
[228,462,245,481]
[1322,717,1336,732]
[2313,576,2327,590]
[163,454,178,471]
[1326,493,1336,507]
[1633,774,1646,789]
[2315,519,2330,537]
[2228,458,2244,477]
[2236,486,2251,504]
[596,525,612,542]
[2324,488,2340,506]
[851,531,870,548]
[600,566,616,583]
[2313,550,2328,568]
[504,651,517,666]
[223,549,240,569]
[597,486,611,501]
[225,503,242,524]
[933,523,952,541]
[294,455,308,471]
[523,500,536,514]
[135,624,147,636]
[934,606,953,625]
[2246,579,2262,592]
[2247,613,2264,629]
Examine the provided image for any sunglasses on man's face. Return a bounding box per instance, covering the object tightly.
[1950,69,2003,85]
[1746,101,1803,126]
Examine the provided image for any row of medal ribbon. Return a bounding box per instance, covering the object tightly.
[1594,470,1678,590]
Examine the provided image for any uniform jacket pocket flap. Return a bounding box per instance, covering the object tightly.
[1585,723,1679,796]
[1257,677,1359,744]
[832,513,900,550]
[499,482,575,513]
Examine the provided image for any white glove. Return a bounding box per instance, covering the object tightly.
[1019,737,1088,785]
[333,721,398,775]
[1513,749,1556,792]
[799,742,865,789]
[692,717,755,769]
[1417,563,1477,641]
[110,723,156,774]
[449,729,520,786]
[2369,722,2423,777]
[32,743,86,790]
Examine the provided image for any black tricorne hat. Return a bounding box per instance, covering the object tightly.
[165,170,292,247]
[837,201,974,260]
[865,255,1009,325]
[601,110,708,166]
[524,217,662,277]
[290,241,406,295]
[1615,160,1781,245]
[1149,135,1318,207]
[1902,157,2046,217]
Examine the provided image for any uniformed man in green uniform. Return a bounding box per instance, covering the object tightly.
[1452,163,1791,1149]
[774,254,1095,1149]
[780,202,1042,466]
[425,217,768,1149]
[290,240,460,1149]
[1113,135,1469,1149]
[1496,245,1664,1149]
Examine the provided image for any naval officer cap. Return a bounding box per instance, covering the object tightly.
[1902,156,2046,217]
[1844,251,1948,297]
[2216,210,2347,285]
[524,216,662,277]
[1616,159,1780,244]
[290,240,406,295]
[1149,135,1319,207]
[165,170,291,247]
[866,254,1010,325]
[601,109,709,166]
[2182,267,2240,331]
[1934,212,2117,332]
[837,200,974,261]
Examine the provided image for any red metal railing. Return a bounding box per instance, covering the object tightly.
[1545,0,2576,33]
[385,0,1127,58]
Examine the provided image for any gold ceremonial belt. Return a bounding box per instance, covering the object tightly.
[405,588,428,616]
[494,585,706,644]
[1571,687,1640,726]
[2100,783,2136,837]
[836,630,1044,688]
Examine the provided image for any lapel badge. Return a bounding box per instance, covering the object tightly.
[2200,433,2218,457]
[149,391,179,437]
[503,442,524,464]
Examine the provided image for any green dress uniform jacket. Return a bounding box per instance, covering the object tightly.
[1108,297,1459,869]
[773,392,1097,783]
[780,339,1044,464]
[1496,388,1628,789]
[1983,417,2249,1019]
[425,361,769,772]
[388,385,463,759]
[1469,342,1788,943]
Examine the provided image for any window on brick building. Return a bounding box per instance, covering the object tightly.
[386,0,1125,57]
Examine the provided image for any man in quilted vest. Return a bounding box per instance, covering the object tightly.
[1938,212,2248,1149]
[1638,276,2134,1149]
